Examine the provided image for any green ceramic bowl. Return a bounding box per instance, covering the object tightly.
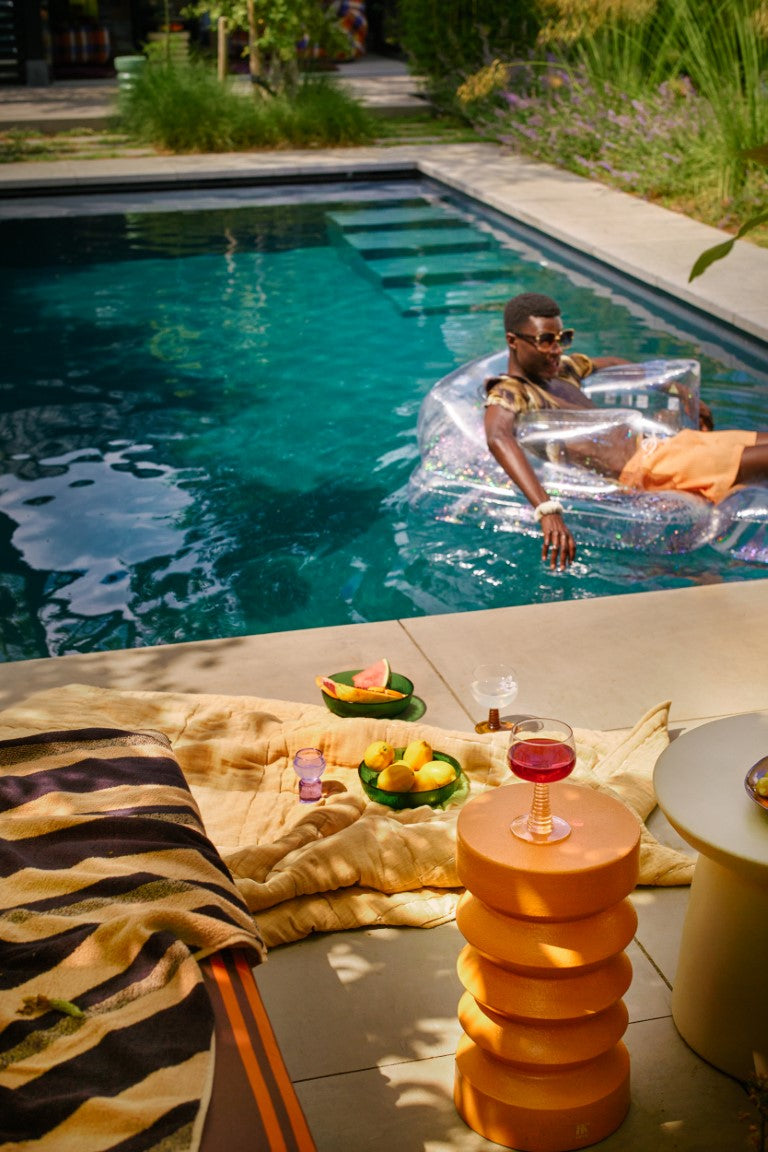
[358,749,463,809]
[320,670,414,719]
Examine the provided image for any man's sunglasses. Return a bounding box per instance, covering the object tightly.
[510,328,575,350]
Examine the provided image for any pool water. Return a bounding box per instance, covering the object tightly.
[1,182,767,661]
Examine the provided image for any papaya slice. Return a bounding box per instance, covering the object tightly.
[316,675,340,698]
[315,675,405,703]
[345,684,404,703]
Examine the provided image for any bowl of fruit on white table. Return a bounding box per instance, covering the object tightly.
[745,756,768,812]
[358,738,465,809]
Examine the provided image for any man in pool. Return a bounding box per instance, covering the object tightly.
[485,292,768,570]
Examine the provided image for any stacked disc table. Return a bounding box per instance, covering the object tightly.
[454,782,640,1152]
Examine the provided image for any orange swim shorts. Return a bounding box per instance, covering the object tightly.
[618,428,758,504]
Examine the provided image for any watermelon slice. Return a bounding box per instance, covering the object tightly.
[352,658,391,689]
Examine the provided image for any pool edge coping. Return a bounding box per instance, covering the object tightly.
[1,141,767,344]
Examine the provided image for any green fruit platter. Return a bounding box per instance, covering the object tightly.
[316,658,414,718]
[358,747,465,809]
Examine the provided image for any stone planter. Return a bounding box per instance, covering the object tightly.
[113,55,147,102]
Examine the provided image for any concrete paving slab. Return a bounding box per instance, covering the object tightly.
[342,224,491,256]
[0,618,468,730]
[253,922,671,1077]
[326,204,459,230]
[2,582,765,734]
[0,55,429,132]
[290,1017,748,1151]
[630,886,691,989]
[416,145,768,342]
[366,250,516,286]
[0,79,121,132]
[387,278,511,315]
[401,581,768,730]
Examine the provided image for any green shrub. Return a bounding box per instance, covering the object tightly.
[533,0,768,194]
[456,52,768,242]
[397,0,539,96]
[670,0,768,194]
[183,0,348,92]
[116,62,375,152]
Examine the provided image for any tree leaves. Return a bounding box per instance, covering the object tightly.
[688,209,768,281]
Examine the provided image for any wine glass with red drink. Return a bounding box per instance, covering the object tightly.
[507,717,576,843]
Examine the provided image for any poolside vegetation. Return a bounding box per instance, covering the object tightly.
[109,0,375,152]
[398,0,768,247]
[115,58,376,151]
[4,0,767,254]
[181,0,350,91]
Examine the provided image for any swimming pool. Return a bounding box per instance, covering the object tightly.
[2,179,767,661]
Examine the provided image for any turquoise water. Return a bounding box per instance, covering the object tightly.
[1,182,766,661]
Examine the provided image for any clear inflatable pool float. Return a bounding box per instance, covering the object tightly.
[408,353,768,563]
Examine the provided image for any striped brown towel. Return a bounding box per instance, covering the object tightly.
[0,727,266,1152]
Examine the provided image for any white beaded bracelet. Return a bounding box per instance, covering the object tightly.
[533,499,564,522]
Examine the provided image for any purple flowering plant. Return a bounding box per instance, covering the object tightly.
[455,54,767,240]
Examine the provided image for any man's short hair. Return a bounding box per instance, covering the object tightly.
[503,293,561,333]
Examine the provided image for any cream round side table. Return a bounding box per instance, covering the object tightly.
[653,710,768,1081]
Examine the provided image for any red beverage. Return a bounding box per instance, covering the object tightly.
[508,738,576,783]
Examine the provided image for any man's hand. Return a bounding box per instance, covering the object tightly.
[540,512,576,570]
[699,401,715,431]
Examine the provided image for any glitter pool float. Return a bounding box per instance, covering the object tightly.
[408,352,768,562]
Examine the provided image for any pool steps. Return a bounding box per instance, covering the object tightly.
[326,199,516,317]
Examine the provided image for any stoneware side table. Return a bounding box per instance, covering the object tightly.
[653,710,768,1081]
[454,782,640,1152]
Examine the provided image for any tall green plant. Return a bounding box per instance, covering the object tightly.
[117,60,374,151]
[538,0,768,196]
[689,142,768,279]
[673,0,768,194]
[537,0,683,96]
[397,0,538,92]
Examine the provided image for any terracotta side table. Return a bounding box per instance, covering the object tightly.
[454,782,640,1152]
[653,711,768,1081]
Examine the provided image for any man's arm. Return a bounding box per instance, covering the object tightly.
[699,401,715,431]
[590,356,630,371]
[485,405,575,570]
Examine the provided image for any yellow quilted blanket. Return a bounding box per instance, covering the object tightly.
[0,685,695,948]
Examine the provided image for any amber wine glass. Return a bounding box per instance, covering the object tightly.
[507,717,576,842]
[470,662,518,734]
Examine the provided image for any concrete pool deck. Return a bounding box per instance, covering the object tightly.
[1,583,767,1151]
[1,82,768,1150]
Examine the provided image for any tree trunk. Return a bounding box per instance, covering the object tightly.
[246,0,261,85]
[217,16,227,81]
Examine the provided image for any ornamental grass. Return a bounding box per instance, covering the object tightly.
[452,0,768,241]
[116,61,376,153]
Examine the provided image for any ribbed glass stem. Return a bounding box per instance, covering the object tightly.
[528,783,554,837]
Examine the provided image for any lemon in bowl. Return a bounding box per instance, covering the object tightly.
[359,746,463,809]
